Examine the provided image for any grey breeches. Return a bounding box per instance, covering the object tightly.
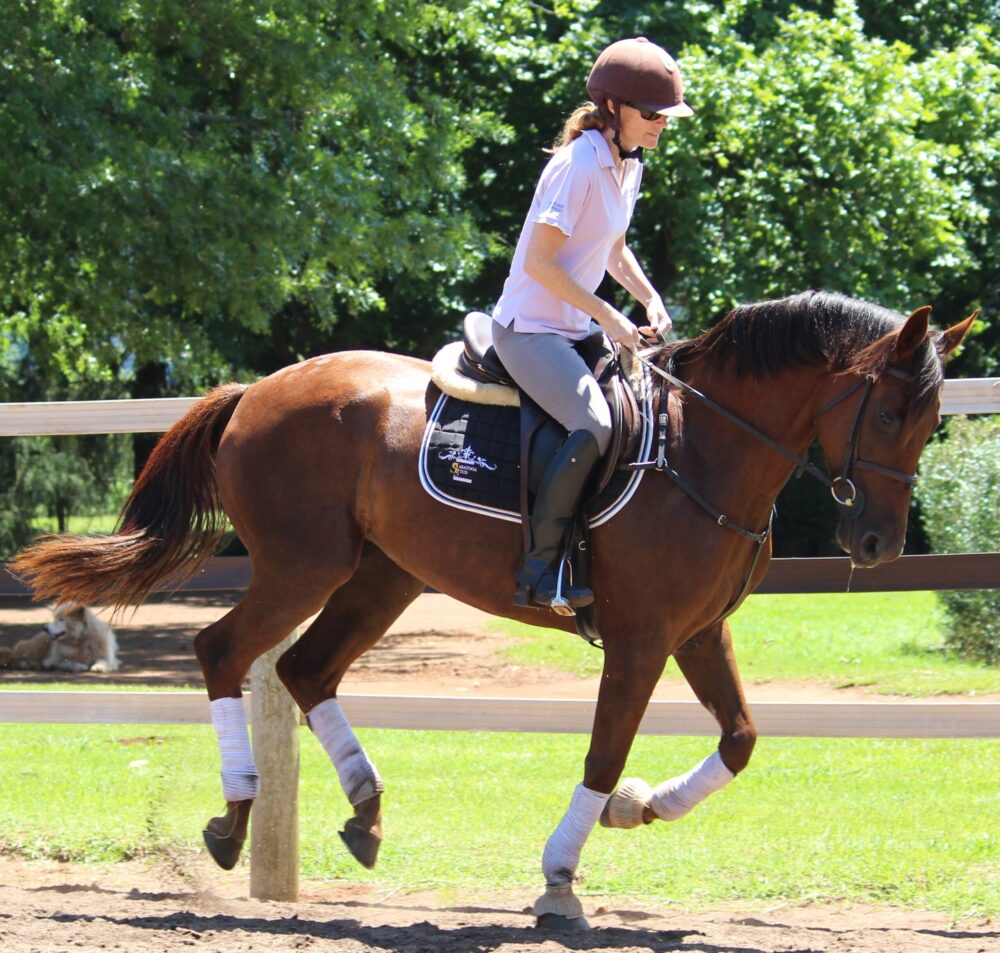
[491,320,613,455]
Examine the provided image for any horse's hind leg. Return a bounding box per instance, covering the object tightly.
[602,620,756,830]
[275,542,423,869]
[195,557,355,870]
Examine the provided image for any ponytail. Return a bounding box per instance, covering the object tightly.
[547,101,606,153]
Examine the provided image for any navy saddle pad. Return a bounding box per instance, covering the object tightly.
[419,392,652,527]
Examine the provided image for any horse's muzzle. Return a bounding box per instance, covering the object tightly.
[837,519,903,568]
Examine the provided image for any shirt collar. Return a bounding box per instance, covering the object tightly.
[582,128,616,169]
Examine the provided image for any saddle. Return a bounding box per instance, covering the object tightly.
[432,312,645,642]
[455,312,644,498]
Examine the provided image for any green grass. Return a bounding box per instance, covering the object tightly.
[0,724,996,915]
[494,591,1000,696]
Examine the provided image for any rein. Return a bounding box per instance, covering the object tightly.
[631,350,919,525]
[615,349,919,631]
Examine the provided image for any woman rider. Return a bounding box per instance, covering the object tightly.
[491,37,693,610]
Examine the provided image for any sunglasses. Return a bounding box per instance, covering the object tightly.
[623,101,664,121]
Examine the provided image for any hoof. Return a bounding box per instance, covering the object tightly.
[600,777,653,829]
[202,799,252,871]
[533,881,585,923]
[339,818,382,869]
[536,913,591,932]
[339,795,383,869]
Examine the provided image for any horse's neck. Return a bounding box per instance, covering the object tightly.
[666,357,823,519]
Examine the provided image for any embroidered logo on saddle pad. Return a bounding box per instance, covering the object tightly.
[419,369,654,526]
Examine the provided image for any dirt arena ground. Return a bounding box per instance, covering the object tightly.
[1,595,996,952]
[0,853,995,953]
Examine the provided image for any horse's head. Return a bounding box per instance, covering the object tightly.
[815,306,976,567]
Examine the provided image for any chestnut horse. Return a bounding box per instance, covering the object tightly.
[13,291,972,927]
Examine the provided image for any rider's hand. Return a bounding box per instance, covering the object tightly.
[600,307,642,352]
[645,294,673,340]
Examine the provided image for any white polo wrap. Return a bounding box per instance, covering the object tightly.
[210,696,260,802]
[308,698,384,806]
[541,783,610,885]
[649,750,734,822]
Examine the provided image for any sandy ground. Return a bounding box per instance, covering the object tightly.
[3,592,992,701]
[1,595,996,951]
[0,854,995,953]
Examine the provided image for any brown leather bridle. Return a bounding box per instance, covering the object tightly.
[594,352,930,644]
[634,353,923,533]
[813,365,921,521]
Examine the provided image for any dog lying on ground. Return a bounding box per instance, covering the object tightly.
[0,605,119,673]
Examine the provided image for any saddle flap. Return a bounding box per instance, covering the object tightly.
[593,374,641,493]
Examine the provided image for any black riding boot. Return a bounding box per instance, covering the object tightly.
[514,429,602,612]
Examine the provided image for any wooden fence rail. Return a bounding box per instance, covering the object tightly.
[2,690,997,738]
[4,551,999,598]
[1,380,996,436]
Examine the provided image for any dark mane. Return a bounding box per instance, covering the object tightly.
[669,290,943,410]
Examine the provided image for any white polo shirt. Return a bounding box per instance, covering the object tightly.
[492,128,643,339]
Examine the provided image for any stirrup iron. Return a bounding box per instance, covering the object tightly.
[550,553,576,617]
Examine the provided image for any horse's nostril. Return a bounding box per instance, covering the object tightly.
[861,533,882,560]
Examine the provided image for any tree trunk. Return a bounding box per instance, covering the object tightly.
[131,362,168,481]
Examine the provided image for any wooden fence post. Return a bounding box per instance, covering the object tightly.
[249,630,300,902]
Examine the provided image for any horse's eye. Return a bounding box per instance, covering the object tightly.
[879,410,896,426]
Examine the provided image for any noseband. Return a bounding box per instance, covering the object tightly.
[813,365,919,520]
[635,354,920,526]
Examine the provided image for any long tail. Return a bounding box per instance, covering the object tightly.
[11,383,249,609]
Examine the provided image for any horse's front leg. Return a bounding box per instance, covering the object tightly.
[601,620,755,830]
[535,635,669,930]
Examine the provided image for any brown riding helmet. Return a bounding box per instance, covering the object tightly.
[587,37,693,119]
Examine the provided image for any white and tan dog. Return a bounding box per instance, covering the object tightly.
[0,605,119,673]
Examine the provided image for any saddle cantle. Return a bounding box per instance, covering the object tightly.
[457,311,515,387]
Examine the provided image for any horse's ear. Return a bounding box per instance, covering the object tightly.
[936,310,978,361]
[895,306,932,361]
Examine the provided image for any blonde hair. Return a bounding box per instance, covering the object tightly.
[547,101,607,153]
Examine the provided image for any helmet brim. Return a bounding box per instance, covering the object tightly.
[645,101,694,118]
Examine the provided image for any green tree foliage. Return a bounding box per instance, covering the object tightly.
[622,2,987,329]
[3,0,995,373]
[915,416,1000,664]
[586,0,997,552]
[0,0,599,552]
[0,0,497,382]
[854,0,998,55]
[910,24,1000,377]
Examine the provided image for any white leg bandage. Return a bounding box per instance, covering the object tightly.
[307,698,383,806]
[649,750,734,822]
[541,783,610,885]
[210,697,260,802]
